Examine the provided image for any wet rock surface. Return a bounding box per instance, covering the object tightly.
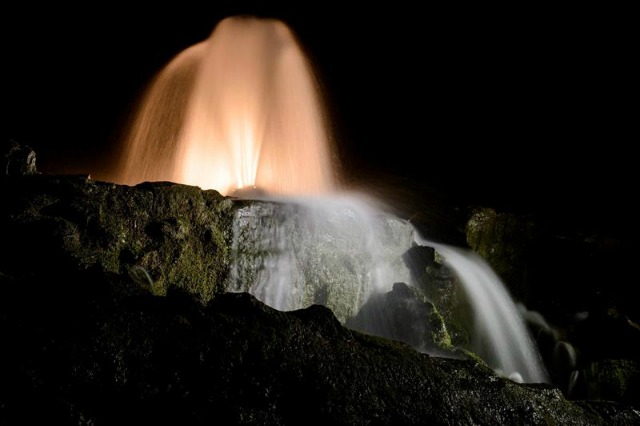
[1,145,639,424]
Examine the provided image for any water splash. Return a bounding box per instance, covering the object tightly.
[110,16,337,196]
[226,192,414,323]
[110,15,549,383]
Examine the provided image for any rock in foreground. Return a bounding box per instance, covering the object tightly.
[1,270,638,425]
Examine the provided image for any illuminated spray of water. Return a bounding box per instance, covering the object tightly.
[113,17,336,196]
[110,16,548,383]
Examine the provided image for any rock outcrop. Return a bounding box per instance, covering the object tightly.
[465,206,640,409]
[1,145,639,424]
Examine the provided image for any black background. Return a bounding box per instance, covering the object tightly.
[1,4,635,241]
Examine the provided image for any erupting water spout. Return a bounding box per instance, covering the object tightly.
[108,15,549,384]
[111,16,337,196]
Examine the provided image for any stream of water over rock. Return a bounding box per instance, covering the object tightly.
[107,16,548,384]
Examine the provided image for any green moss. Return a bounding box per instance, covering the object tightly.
[585,359,640,405]
[1,176,235,302]
[457,348,487,366]
[427,307,453,349]
[464,207,537,303]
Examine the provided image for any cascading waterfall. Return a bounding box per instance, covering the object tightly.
[108,15,549,384]
[226,193,415,323]
[422,240,549,383]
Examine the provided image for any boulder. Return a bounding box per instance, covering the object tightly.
[1,269,638,425]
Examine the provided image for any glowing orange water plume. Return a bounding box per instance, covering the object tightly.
[111,16,338,196]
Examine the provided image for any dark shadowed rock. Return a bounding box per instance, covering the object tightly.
[345,281,453,354]
[1,270,638,425]
[2,140,37,176]
[465,206,536,303]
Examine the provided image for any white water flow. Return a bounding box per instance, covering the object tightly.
[421,238,549,383]
[226,193,414,323]
[108,15,549,384]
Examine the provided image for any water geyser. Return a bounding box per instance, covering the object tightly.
[111,16,337,196]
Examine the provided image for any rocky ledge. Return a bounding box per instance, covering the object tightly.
[1,142,638,424]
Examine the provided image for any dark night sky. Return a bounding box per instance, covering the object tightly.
[1,4,635,241]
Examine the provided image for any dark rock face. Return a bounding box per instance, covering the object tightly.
[1,270,639,425]
[465,207,537,303]
[345,281,453,354]
[2,140,37,176]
